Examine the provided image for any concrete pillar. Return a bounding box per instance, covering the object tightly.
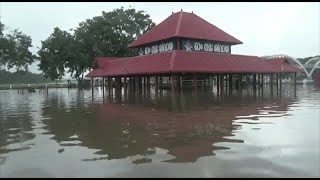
[107,77,110,93]
[147,76,151,97]
[276,74,279,95]
[91,77,94,97]
[238,74,242,91]
[115,77,120,89]
[220,74,224,94]
[279,73,282,95]
[124,77,127,96]
[294,72,297,97]
[217,74,220,95]
[132,77,135,93]
[224,75,228,93]
[130,77,134,92]
[155,76,159,96]
[253,74,257,90]
[202,76,205,91]
[139,77,143,94]
[193,75,197,91]
[209,75,213,91]
[260,74,264,98]
[228,74,233,93]
[180,76,183,90]
[130,77,133,92]
[176,74,181,90]
[147,77,150,89]
[143,76,146,89]
[171,75,176,92]
[102,77,105,98]
[135,77,139,93]
[159,76,163,86]
[270,74,274,96]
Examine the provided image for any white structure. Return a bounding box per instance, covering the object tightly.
[261,54,320,79]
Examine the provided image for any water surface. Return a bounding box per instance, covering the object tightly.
[0,85,319,178]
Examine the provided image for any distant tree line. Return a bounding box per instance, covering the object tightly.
[0,69,53,84]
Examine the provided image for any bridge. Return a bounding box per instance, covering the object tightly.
[261,54,320,79]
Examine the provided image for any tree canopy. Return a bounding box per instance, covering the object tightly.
[37,7,155,83]
[0,22,35,71]
[37,27,88,81]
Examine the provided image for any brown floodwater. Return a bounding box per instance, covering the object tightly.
[0,84,319,178]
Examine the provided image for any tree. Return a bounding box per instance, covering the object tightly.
[37,27,72,81]
[0,22,4,36]
[0,23,35,71]
[38,27,90,84]
[38,7,155,86]
[73,6,155,64]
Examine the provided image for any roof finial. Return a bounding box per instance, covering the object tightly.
[192,11,193,14]
[172,11,173,14]
[181,9,183,12]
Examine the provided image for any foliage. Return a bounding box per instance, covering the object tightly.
[0,22,35,71]
[37,27,85,81]
[0,69,52,84]
[37,7,155,84]
[74,7,155,60]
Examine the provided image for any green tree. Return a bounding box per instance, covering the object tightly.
[0,23,35,71]
[37,27,72,81]
[73,6,155,64]
[37,27,90,85]
[38,7,155,87]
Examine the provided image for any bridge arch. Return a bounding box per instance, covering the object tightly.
[262,54,311,78]
[304,56,320,66]
[310,60,320,77]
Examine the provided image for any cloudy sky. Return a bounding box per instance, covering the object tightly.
[1,2,319,75]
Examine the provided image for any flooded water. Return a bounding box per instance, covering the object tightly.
[0,84,319,178]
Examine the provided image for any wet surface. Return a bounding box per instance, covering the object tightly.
[0,84,319,177]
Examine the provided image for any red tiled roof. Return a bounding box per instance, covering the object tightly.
[86,68,107,78]
[86,52,173,77]
[172,52,302,73]
[86,51,301,77]
[264,58,302,73]
[128,11,243,48]
[92,57,120,69]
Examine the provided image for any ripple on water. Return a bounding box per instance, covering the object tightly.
[0,86,319,178]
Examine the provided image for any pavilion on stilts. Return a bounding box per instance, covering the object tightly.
[86,10,301,98]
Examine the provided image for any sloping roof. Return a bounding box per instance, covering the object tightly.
[128,11,243,48]
[85,51,301,77]
[86,52,173,77]
[265,58,303,73]
[92,57,120,69]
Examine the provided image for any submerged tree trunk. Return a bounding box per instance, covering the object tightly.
[77,74,84,89]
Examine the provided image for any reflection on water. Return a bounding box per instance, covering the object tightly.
[0,85,319,178]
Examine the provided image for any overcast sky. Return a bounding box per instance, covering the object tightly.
[1,2,319,75]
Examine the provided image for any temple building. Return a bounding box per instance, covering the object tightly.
[86,10,301,94]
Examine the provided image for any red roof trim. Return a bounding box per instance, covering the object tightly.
[175,11,183,36]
